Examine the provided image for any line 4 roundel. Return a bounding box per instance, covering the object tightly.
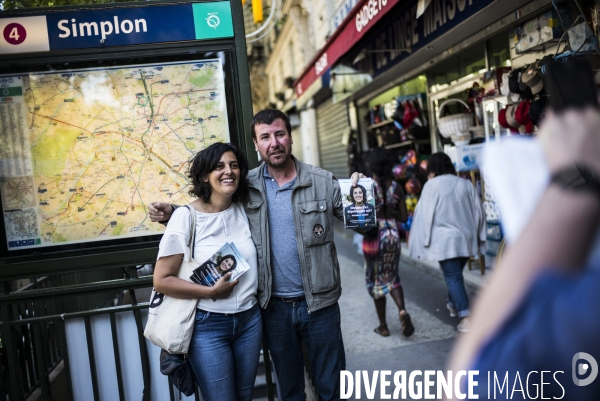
[3,23,27,45]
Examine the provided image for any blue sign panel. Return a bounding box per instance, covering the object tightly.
[364,0,496,77]
[46,4,196,50]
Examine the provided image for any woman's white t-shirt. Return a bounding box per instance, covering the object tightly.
[157,202,258,314]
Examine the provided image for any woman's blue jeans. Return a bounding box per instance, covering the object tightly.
[188,304,262,401]
[439,257,471,318]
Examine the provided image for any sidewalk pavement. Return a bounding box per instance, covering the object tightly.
[333,221,469,400]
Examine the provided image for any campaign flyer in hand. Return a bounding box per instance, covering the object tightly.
[190,242,250,287]
[339,178,377,229]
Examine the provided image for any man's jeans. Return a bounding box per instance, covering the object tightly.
[262,298,346,401]
[439,257,471,318]
[188,304,262,401]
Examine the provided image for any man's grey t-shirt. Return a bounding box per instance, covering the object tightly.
[263,169,304,297]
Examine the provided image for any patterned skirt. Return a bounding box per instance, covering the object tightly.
[362,218,402,299]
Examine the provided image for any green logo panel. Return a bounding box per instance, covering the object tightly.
[192,1,234,40]
[0,87,23,97]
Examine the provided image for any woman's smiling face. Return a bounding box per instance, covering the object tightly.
[353,187,364,204]
[219,256,235,273]
[205,151,239,200]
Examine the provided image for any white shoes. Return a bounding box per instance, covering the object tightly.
[447,303,470,332]
[457,318,470,333]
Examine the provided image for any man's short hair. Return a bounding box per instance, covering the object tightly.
[251,108,292,139]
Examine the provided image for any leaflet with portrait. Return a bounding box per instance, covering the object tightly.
[190,242,250,287]
[339,178,377,229]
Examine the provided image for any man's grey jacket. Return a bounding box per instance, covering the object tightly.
[245,157,344,313]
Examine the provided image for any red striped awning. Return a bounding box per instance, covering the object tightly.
[294,0,403,98]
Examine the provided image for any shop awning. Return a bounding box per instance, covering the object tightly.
[294,0,403,98]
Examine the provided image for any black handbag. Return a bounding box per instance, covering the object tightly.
[159,349,196,396]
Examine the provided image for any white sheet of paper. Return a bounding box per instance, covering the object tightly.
[483,137,600,268]
[483,137,549,242]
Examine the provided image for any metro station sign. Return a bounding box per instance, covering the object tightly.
[0,1,234,55]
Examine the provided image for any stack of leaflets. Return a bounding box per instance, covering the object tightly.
[190,242,250,287]
[339,178,377,229]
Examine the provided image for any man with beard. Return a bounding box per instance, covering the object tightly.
[150,108,355,401]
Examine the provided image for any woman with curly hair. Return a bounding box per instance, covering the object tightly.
[363,147,413,337]
[153,142,261,401]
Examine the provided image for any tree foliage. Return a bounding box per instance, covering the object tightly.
[1,0,145,11]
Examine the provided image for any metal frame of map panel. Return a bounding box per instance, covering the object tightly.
[0,2,254,275]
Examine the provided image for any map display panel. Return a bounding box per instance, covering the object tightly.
[0,59,230,250]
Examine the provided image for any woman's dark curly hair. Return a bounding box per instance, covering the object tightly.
[426,152,456,177]
[187,142,249,204]
[349,184,367,205]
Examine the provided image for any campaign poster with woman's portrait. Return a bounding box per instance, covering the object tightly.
[339,178,377,229]
[190,242,250,287]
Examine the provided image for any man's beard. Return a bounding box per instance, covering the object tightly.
[264,148,290,168]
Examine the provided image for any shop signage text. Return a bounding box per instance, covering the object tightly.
[332,0,360,31]
[315,53,329,75]
[423,0,477,37]
[369,0,495,76]
[295,0,496,96]
[295,0,402,97]
[356,0,389,32]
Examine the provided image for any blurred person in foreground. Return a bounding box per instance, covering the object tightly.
[408,152,486,333]
[448,107,600,399]
[362,147,413,337]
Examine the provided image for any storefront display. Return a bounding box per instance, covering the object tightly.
[512,8,569,54]
[367,92,429,149]
[298,0,600,273]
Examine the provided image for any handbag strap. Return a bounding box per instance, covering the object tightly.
[185,205,197,257]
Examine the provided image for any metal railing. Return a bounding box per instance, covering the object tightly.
[1,266,156,401]
[0,263,325,401]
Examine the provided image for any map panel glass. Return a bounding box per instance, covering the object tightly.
[0,59,230,250]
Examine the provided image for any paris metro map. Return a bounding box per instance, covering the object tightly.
[0,59,230,250]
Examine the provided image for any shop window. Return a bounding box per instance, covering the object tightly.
[428,43,486,86]
[360,75,430,155]
[487,34,511,69]
[459,48,486,77]
[368,75,427,109]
